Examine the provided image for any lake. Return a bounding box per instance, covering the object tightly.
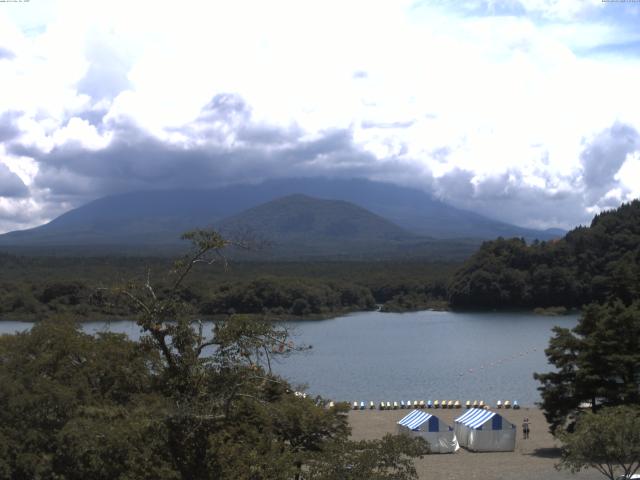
[0,310,578,406]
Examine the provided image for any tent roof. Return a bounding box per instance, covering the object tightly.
[397,410,434,430]
[454,408,499,429]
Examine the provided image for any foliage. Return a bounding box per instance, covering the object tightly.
[203,276,375,316]
[0,254,458,319]
[557,405,640,480]
[449,200,640,309]
[534,301,640,433]
[308,434,430,480]
[0,230,428,479]
[0,318,169,479]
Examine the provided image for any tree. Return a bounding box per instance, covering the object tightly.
[558,405,640,479]
[308,434,429,480]
[0,229,428,479]
[0,318,167,480]
[535,301,640,433]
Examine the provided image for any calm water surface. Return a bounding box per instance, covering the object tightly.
[0,310,578,405]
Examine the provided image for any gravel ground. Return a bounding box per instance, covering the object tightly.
[348,406,604,480]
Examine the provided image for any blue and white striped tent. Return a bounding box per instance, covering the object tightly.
[397,410,459,453]
[454,408,515,452]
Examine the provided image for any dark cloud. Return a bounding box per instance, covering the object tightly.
[0,163,28,198]
[579,122,639,202]
[432,167,589,229]
[434,168,475,199]
[30,98,386,203]
[0,111,21,143]
[0,47,15,60]
[75,108,109,128]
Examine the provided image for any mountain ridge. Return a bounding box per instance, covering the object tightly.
[0,178,565,258]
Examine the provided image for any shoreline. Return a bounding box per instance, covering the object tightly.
[348,407,601,480]
[0,304,581,324]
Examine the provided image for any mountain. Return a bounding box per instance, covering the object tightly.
[0,177,563,256]
[218,194,413,242]
[215,194,422,258]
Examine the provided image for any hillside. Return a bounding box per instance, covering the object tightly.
[217,194,484,259]
[0,178,563,254]
[448,200,640,309]
[216,193,413,249]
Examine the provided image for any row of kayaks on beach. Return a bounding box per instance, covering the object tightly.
[339,399,521,410]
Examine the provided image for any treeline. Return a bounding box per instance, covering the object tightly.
[0,257,457,320]
[202,277,376,316]
[449,200,640,309]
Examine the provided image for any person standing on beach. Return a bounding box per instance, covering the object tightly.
[522,417,530,439]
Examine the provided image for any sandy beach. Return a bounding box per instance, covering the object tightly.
[348,406,603,480]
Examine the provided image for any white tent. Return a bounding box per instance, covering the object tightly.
[397,410,459,453]
[454,408,515,452]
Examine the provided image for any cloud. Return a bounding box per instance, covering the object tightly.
[432,167,589,229]
[28,97,393,202]
[579,123,639,202]
[0,163,28,198]
[0,46,15,60]
[0,111,21,142]
[0,0,640,234]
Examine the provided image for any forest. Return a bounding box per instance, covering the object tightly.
[1,200,639,321]
[0,255,455,321]
[448,200,640,310]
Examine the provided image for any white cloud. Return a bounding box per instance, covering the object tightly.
[616,151,640,200]
[0,0,639,232]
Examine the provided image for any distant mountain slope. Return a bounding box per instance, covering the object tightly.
[0,178,563,250]
[218,194,413,242]
[448,200,640,309]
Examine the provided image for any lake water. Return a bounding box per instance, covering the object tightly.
[0,310,578,406]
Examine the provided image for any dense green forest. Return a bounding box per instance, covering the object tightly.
[449,200,640,309]
[0,255,456,320]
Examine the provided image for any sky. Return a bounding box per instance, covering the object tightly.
[1,0,640,233]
